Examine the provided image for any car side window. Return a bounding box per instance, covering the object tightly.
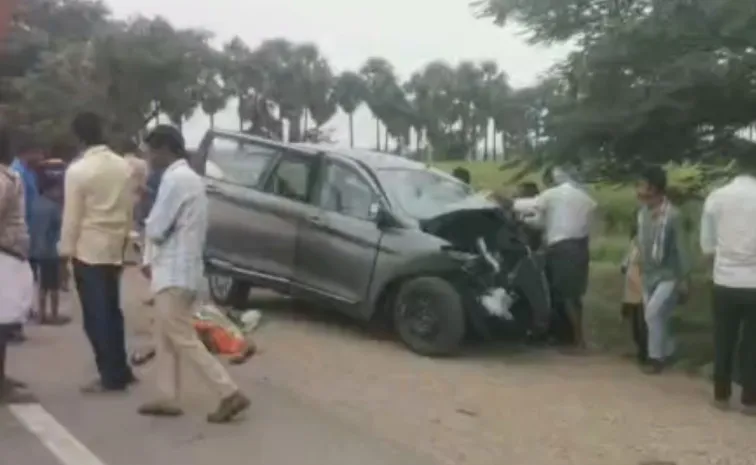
[319,162,377,221]
[204,136,277,188]
[265,155,316,203]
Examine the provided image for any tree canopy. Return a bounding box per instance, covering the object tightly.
[475,0,756,179]
[2,0,755,175]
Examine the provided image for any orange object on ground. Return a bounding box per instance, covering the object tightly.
[192,305,256,364]
[194,320,248,356]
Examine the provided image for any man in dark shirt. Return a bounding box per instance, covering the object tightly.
[29,178,68,325]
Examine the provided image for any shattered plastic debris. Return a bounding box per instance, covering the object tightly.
[239,309,262,334]
[480,287,514,320]
[475,237,500,273]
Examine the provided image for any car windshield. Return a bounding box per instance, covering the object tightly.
[375,168,474,219]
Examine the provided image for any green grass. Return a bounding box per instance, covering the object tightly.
[434,160,714,370]
[585,263,713,371]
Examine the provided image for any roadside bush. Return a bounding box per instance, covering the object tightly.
[434,160,710,242]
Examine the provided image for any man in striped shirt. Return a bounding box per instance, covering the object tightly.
[139,125,249,423]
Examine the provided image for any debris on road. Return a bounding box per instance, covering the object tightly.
[129,305,261,367]
[195,304,258,364]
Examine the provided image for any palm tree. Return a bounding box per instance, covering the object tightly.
[488,79,512,160]
[254,38,302,140]
[301,48,334,135]
[478,60,510,160]
[454,61,484,160]
[221,37,256,131]
[198,65,229,129]
[333,71,367,147]
[306,66,337,138]
[407,61,458,159]
[360,57,397,151]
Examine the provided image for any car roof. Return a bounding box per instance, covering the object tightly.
[206,129,463,185]
[209,129,321,155]
[291,142,428,170]
[207,129,432,170]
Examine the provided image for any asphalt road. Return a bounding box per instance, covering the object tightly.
[0,270,437,465]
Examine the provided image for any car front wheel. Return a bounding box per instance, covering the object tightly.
[207,272,251,309]
[393,276,466,357]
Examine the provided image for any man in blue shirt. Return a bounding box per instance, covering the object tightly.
[29,177,68,325]
[10,135,43,228]
[8,134,43,343]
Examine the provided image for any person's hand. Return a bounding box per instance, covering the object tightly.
[140,264,151,280]
[59,261,70,291]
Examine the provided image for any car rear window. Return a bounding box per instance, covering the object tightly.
[205,136,278,188]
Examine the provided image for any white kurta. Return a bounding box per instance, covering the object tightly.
[0,251,34,325]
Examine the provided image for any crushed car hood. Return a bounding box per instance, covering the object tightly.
[417,193,502,234]
[415,192,552,338]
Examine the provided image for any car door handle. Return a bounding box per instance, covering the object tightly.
[306,214,324,226]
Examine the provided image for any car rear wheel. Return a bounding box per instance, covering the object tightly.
[207,272,251,309]
[393,276,466,356]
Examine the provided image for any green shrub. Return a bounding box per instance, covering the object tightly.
[590,234,629,263]
[433,160,709,239]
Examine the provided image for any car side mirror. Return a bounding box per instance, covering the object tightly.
[371,203,397,229]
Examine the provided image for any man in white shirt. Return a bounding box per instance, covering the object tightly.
[138,125,249,423]
[700,172,756,415]
[515,167,597,350]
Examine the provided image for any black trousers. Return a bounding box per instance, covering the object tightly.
[712,285,756,406]
[72,260,133,389]
[622,303,648,362]
[545,238,590,345]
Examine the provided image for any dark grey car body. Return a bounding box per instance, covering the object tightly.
[194,129,550,355]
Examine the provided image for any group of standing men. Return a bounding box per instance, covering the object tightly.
[0,114,249,422]
[510,164,754,415]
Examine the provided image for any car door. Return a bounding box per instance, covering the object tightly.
[255,150,322,286]
[199,133,283,281]
[293,158,383,317]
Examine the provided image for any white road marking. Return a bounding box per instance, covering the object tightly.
[9,403,107,465]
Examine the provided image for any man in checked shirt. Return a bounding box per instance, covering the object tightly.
[139,125,250,423]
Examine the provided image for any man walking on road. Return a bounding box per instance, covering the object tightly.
[139,125,249,423]
[700,165,756,415]
[59,112,136,393]
[635,166,690,375]
[516,166,597,351]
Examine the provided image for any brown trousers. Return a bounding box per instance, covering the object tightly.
[153,288,238,401]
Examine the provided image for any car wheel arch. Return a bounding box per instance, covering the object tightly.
[369,269,464,325]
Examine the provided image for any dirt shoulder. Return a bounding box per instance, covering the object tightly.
[127,269,756,465]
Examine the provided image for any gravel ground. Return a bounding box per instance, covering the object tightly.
[196,284,756,465]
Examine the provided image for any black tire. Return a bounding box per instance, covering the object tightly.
[207,273,251,309]
[393,276,466,356]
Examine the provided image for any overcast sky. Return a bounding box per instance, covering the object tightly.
[105,0,569,148]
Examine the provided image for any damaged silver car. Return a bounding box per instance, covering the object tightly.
[195,129,551,356]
